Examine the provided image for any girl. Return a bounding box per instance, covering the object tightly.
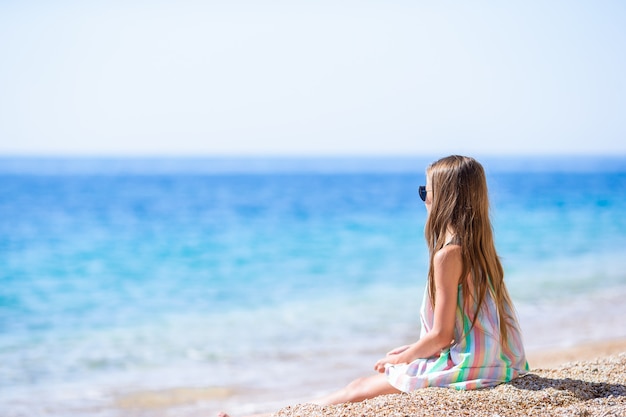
[220,155,528,416]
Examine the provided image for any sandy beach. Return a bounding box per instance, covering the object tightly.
[275,343,626,417]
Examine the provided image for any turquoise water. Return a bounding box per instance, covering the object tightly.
[1,156,625,415]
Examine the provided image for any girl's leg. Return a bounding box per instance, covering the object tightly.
[312,373,402,405]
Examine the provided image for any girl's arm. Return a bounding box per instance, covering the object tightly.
[374,245,462,373]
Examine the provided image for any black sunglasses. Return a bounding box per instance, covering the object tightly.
[418,186,427,202]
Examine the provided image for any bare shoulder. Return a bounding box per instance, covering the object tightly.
[433,244,463,284]
[433,244,462,264]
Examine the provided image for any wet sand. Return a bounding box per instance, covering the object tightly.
[527,338,626,369]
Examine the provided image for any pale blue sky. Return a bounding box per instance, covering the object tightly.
[1,1,625,156]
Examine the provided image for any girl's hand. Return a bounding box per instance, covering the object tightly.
[374,346,412,373]
[374,357,391,373]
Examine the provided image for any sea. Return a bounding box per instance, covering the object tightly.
[1,156,625,416]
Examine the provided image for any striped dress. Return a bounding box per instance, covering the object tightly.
[385,283,529,391]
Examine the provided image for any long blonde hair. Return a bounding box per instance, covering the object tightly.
[425,155,514,343]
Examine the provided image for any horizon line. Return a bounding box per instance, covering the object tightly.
[1,154,625,175]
